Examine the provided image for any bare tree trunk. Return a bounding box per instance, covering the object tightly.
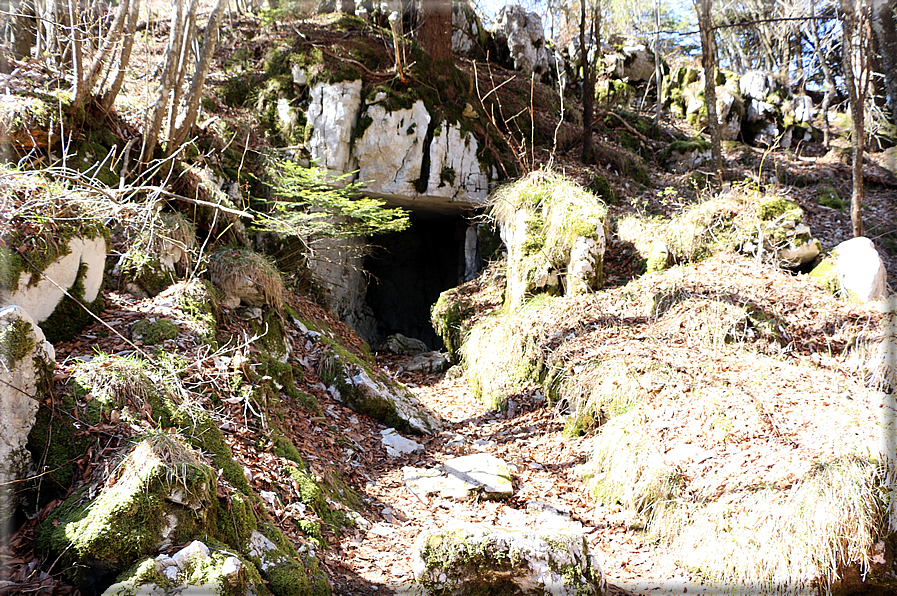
[100,0,142,112]
[418,0,451,63]
[654,0,662,126]
[73,0,129,108]
[141,0,187,162]
[581,0,599,164]
[871,0,897,123]
[842,0,871,237]
[696,0,723,175]
[808,0,836,148]
[170,0,227,152]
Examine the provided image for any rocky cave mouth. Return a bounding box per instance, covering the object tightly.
[363,214,480,351]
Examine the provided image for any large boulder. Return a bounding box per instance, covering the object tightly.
[810,237,888,302]
[0,306,54,530]
[320,344,441,434]
[620,44,656,82]
[496,5,550,78]
[494,171,608,310]
[413,523,606,595]
[0,234,107,342]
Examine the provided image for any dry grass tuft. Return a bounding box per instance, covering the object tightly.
[490,168,608,265]
[207,247,286,310]
[461,296,553,410]
[584,410,681,514]
[652,456,885,593]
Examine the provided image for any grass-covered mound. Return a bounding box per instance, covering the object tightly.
[457,248,891,592]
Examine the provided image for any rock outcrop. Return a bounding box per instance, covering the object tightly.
[494,171,608,310]
[495,5,551,78]
[0,306,54,528]
[810,237,888,302]
[0,233,107,342]
[413,523,606,595]
[666,67,818,150]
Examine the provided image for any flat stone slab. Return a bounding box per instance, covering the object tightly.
[381,428,425,457]
[413,522,606,596]
[403,454,513,500]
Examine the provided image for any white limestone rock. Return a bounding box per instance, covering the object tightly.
[567,231,605,296]
[354,98,430,197]
[793,95,814,123]
[338,365,442,434]
[835,237,888,302]
[413,523,606,595]
[621,44,656,82]
[404,453,513,500]
[0,306,54,525]
[307,80,363,174]
[497,5,550,77]
[0,235,106,323]
[425,123,491,203]
[740,70,774,101]
[381,428,425,457]
[452,0,482,56]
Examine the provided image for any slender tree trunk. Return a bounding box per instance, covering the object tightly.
[696,0,722,175]
[808,0,835,148]
[170,0,227,152]
[654,0,662,125]
[100,0,142,112]
[581,0,599,164]
[842,0,871,237]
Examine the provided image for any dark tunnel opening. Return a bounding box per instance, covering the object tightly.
[363,215,478,351]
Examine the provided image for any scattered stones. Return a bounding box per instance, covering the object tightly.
[382,333,428,355]
[413,522,606,595]
[402,352,450,373]
[403,453,513,500]
[381,428,425,457]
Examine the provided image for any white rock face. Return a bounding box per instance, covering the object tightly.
[835,237,888,302]
[0,306,55,525]
[740,70,773,101]
[567,232,605,296]
[621,44,655,82]
[413,523,606,595]
[307,80,363,173]
[747,99,776,123]
[355,99,430,196]
[381,428,425,457]
[497,5,550,77]
[0,235,106,323]
[425,123,491,202]
[793,95,814,123]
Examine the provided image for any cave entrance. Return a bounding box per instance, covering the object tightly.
[364,215,479,351]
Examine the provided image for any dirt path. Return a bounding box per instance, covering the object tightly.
[325,358,707,596]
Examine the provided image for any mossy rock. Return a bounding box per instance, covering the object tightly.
[816,186,844,211]
[131,319,179,345]
[35,435,218,586]
[39,262,105,343]
[809,255,840,295]
[431,289,474,362]
[757,196,802,222]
